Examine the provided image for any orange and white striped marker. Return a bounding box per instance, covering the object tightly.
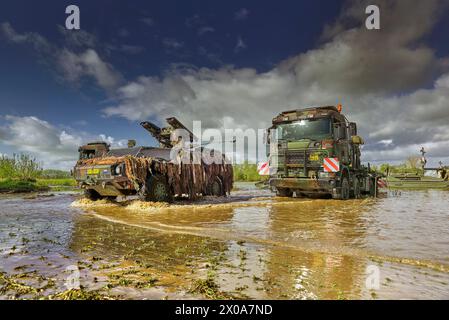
[323,158,340,172]
[258,162,270,175]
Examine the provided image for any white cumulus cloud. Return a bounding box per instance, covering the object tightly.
[0,116,126,169]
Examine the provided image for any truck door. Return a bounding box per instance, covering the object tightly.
[333,121,350,165]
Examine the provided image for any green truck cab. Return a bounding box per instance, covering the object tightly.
[267,106,378,199]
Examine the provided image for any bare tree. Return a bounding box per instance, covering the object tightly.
[405,156,421,169]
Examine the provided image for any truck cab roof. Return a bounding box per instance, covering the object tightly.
[272,106,346,125]
[106,146,172,161]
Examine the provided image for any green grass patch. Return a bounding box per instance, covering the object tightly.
[0,179,47,193]
[0,178,76,193]
[1,154,75,192]
[233,162,267,182]
[36,178,77,187]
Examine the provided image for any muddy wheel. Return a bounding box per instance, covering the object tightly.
[139,175,172,203]
[84,189,101,201]
[351,177,361,199]
[295,191,304,198]
[209,178,224,197]
[369,177,377,197]
[276,188,293,197]
[340,177,350,200]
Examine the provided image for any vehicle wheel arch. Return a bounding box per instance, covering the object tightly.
[207,176,225,196]
[139,173,173,203]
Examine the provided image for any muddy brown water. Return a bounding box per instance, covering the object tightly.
[1,183,448,299]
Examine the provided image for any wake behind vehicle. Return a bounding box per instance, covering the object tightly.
[267,105,378,199]
[73,118,233,202]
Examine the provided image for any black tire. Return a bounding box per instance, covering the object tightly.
[276,188,293,197]
[351,177,361,199]
[84,189,101,201]
[295,192,305,198]
[208,177,224,197]
[139,175,173,203]
[340,177,350,200]
[369,177,377,197]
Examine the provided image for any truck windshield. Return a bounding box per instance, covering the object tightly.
[79,150,96,159]
[276,118,331,140]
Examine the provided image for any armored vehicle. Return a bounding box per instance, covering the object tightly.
[73,118,233,202]
[267,105,378,199]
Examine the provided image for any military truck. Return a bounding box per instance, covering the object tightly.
[73,118,233,202]
[266,105,378,199]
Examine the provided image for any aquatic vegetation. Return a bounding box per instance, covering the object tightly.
[0,272,39,297]
[189,276,232,300]
[46,289,115,300]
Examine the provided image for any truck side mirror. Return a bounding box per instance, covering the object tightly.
[333,123,346,140]
[349,122,357,136]
[333,123,340,139]
[351,135,364,145]
[263,129,270,144]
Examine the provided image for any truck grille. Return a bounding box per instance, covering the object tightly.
[285,150,323,166]
[75,166,112,180]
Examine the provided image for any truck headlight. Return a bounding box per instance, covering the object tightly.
[319,171,335,178]
[115,165,122,175]
[319,172,329,178]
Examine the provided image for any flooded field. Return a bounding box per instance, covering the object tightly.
[1,183,448,300]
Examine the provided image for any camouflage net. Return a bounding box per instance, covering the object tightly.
[77,155,233,199]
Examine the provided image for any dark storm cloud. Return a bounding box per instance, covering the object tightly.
[0,22,123,91]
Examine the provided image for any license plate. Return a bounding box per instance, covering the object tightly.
[87,168,100,175]
[309,154,320,161]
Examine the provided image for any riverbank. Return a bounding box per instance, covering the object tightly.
[0,178,76,193]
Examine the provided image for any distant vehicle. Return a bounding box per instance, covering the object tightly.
[266,105,378,199]
[384,148,449,189]
[73,118,233,202]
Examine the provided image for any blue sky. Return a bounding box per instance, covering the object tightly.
[1,0,449,168]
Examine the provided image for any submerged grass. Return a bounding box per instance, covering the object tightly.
[0,272,39,297]
[190,277,232,300]
[45,289,115,300]
[0,271,116,300]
